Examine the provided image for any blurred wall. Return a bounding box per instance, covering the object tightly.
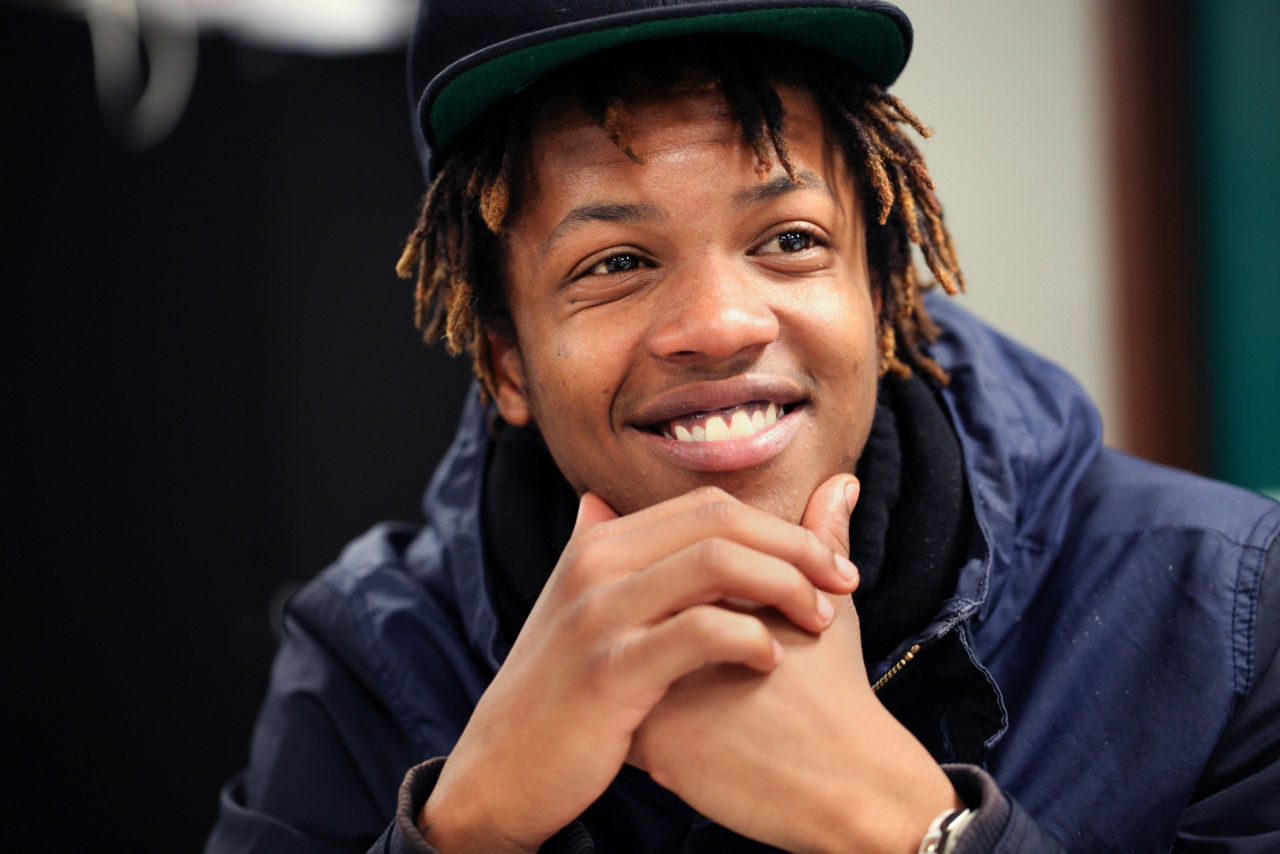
[892,1,1117,441]
[1193,0,1280,497]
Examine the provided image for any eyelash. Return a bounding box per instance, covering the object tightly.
[582,252,648,277]
[576,224,826,280]
[757,225,824,254]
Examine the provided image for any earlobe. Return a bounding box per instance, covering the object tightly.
[871,285,892,378]
[488,331,533,426]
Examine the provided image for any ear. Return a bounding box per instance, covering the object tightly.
[488,331,533,426]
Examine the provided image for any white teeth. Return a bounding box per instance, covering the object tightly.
[705,415,731,441]
[663,402,790,443]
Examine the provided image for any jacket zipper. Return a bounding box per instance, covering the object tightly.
[871,643,921,694]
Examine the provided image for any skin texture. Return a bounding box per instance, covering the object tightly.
[493,85,878,524]
[419,87,960,853]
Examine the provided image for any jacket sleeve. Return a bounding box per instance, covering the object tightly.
[204,581,425,854]
[942,766,1064,854]
[365,759,446,854]
[1173,535,1280,852]
[375,759,597,854]
[386,761,1061,854]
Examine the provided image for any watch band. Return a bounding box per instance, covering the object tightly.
[918,807,975,854]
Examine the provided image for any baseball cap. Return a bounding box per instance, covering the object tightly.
[408,0,913,177]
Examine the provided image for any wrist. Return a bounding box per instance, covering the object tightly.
[417,775,538,854]
[821,727,964,853]
[867,776,965,854]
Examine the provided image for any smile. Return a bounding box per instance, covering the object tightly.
[651,401,797,442]
[627,376,810,472]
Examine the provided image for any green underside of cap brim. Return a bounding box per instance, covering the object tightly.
[430,7,905,152]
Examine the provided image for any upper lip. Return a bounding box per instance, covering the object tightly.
[628,374,808,428]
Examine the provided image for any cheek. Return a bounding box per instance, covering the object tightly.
[797,285,878,379]
[518,326,616,448]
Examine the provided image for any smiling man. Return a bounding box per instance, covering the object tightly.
[207,2,1280,853]
[493,81,877,522]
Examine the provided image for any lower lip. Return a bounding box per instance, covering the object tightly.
[633,407,805,472]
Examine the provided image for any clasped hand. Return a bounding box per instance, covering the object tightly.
[420,475,958,853]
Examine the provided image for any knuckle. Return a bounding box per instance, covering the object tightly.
[799,527,832,567]
[696,497,743,532]
[595,635,628,680]
[783,565,812,601]
[566,588,607,634]
[562,539,606,583]
[582,645,616,692]
[747,616,773,650]
[692,485,732,505]
[687,606,722,645]
[693,536,731,573]
[570,537,603,568]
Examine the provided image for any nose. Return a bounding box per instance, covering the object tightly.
[647,259,780,363]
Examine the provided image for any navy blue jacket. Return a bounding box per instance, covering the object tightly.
[207,298,1280,853]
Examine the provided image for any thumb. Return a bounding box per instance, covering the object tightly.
[573,490,619,534]
[800,474,860,586]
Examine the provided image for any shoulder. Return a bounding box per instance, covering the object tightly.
[275,388,501,755]
[1072,448,1280,553]
[921,298,1280,845]
[272,522,485,755]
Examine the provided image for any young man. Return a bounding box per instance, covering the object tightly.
[208,2,1280,852]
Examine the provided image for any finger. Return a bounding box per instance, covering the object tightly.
[610,605,783,701]
[620,537,836,633]
[800,474,860,589]
[604,496,856,593]
[570,485,741,542]
[573,491,619,533]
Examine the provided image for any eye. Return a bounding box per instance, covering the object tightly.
[583,252,647,276]
[757,228,821,255]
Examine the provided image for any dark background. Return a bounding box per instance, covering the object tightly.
[4,9,471,850]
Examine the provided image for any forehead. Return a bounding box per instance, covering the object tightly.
[533,89,740,169]
[512,80,853,213]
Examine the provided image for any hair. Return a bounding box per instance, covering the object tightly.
[396,38,964,399]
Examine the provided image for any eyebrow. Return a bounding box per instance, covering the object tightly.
[733,170,839,207]
[542,202,664,254]
[540,170,837,255]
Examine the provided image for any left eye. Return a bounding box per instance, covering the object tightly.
[585,253,645,276]
[759,229,817,254]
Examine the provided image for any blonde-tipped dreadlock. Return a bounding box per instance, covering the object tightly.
[396,38,963,399]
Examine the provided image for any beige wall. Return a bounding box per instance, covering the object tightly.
[890,1,1117,439]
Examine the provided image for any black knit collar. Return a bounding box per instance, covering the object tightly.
[850,375,971,664]
[481,374,970,665]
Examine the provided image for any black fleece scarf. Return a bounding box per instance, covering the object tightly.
[481,374,970,667]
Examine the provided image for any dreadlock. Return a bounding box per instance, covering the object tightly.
[395,38,963,399]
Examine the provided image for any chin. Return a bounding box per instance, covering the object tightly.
[692,470,814,524]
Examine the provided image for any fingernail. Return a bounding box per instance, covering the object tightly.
[844,480,859,513]
[772,638,785,664]
[836,555,859,585]
[816,592,835,623]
